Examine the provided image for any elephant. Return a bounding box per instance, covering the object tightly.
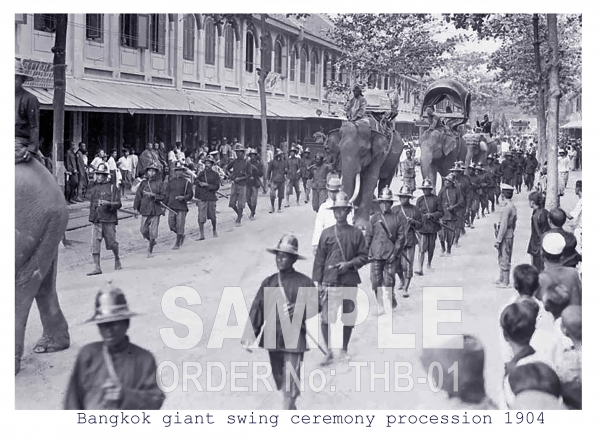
[463,133,499,167]
[418,128,467,188]
[327,119,404,230]
[15,156,70,375]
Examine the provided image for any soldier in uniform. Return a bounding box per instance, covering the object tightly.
[492,153,502,205]
[243,234,318,410]
[467,164,479,227]
[133,162,166,257]
[438,173,464,257]
[286,147,302,207]
[524,152,538,192]
[15,59,41,163]
[415,178,443,275]
[300,149,314,204]
[86,163,122,276]
[246,149,263,220]
[392,186,423,298]
[476,164,493,218]
[313,191,368,366]
[311,153,332,213]
[484,155,498,213]
[165,162,193,250]
[312,177,354,255]
[226,146,251,226]
[514,150,526,194]
[365,187,406,314]
[501,151,517,186]
[494,184,518,288]
[450,162,471,246]
[401,149,417,194]
[267,149,287,214]
[194,156,221,240]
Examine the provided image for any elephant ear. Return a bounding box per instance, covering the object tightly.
[420,130,443,160]
[327,129,341,155]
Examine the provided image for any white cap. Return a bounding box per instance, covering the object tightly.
[542,233,566,255]
[500,183,515,191]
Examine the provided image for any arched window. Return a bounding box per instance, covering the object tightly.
[300,48,308,84]
[290,48,296,81]
[245,31,255,73]
[274,40,283,74]
[323,54,329,87]
[224,24,234,69]
[183,15,195,61]
[310,51,318,85]
[150,14,166,54]
[205,18,216,65]
[263,36,272,72]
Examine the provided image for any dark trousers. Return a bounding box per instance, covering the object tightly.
[66,173,79,201]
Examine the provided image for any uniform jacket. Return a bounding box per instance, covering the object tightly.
[392,203,423,247]
[286,157,302,180]
[267,158,287,183]
[365,211,406,260]
[194,168,221,201]
[455,174,472,209]
[438,186,464,222]
[313,223,368,286]
[15,88,40,153]
[65,149,79,175]
[496,200,517,242]
[416,194,444,234]
[166,176,193,211]
[527,207,550,256]
[501,159,517,181]
[485,165,499,187]
[63,338,165,410]
[244,269,318,352]
[247,159,264,188]
[311,199,354,247]
[401,159,416,178]
[226,158,251,186]
[88,182,122,224]
[133,178,166,216]
[525,157,539,174]
[300,157,314,179]
[312,162,332,189]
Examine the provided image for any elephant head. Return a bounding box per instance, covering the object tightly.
[463,133,487,166]
[327,121,395,229]
[419,129,463,188]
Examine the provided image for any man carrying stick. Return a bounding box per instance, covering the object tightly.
[133,162,166,257]
[194,156,221,240]
[242,234,318,410]
[415,178,443,275]
[165,162,193,250]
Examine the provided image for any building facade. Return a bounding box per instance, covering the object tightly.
[16,13,420,160]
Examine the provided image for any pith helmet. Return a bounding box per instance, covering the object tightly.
[419,178,434,190]
[266,233,306,260]
[289,147,298,153]
[275,148,284,157]
[303,148,311,155]
[443,173,457,184]
[174,161,185,170]
[146,161,160,171]
[326,176,342,191]
[377,186,395,202]
[204,155,216,164]
[500,183,515,192]
[328,191,354,209]
[95,162,110,175]
[397,185,414,198]
[86,280,139,324]
[248,148,258,155]
[450,162,464,172]
[15,59,32,80]
[235,145,246,152]
[353,84,363,93]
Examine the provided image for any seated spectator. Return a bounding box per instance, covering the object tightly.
[507,362,565,410]
[420,334,497,409]
[553,305,582,385]
[536,233,581,306]
[545,208,580,268]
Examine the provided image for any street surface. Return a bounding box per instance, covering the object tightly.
[16,169,581,410]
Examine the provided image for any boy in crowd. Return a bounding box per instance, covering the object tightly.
[553,305,582,385]
[507,362,564,410]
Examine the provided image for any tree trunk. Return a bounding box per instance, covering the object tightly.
[532,14,548,164]
[258,14,269,184]
[52,14,68,183]
[545,14,561,210]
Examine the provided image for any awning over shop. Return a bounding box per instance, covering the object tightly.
[560,120,582,130]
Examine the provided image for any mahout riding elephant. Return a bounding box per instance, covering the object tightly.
[463,133,499,166]
[327,119,404,230]
[15,154,70,375]
[418,128,467,188]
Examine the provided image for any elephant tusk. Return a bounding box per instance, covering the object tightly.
[348,174,361,203]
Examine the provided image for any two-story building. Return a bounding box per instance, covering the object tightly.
[560,83,582,138]
[16,13,420,159]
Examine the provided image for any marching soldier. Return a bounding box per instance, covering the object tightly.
[484,155,498,213]
[226,145,251,227]
[524,152,538,192]
[313,191,368,366]
[312,177,354,255]
[300,149,314,204]
[165,162,193,250]
[501,151,517,186]
[312,153,332,212]
[86,163,122,276]
[392,185,423,298]
[476,164,493,218]
[286,147,302,207]
[365,187,406,314]
[415,178,444,274]
[515,150,526,194]
[133,162,166,257]
[194,156,221,240]
[267,149,287,213]
[467,164,479,227]
[450,162,471,247]
[246,149,263,220]
[494,184,518,288]
[242,234,318,410]
[401,149,417,194]
[64,281,165,410]
[438,173,464,257]
[492,153,502,205]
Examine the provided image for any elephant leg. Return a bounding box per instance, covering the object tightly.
[33,253,70,355]
[355,165,382,230]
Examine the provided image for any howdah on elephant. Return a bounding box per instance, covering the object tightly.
[327,118,404,230]
[15,153,70,375]
[463,132,499,167]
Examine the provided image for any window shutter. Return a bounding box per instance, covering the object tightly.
[158,14,166,54]
[15,14,27,24]
[137,14,149,49]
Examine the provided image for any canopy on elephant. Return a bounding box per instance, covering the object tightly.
[420,78,471,130]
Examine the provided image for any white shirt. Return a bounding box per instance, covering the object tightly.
[117,156,132,172]
[311,198,354,247]
[90,156,104,169]
[267,149,274,163]
[558,156,570,172]
[106,156,117,171]
[168,150,185,163]
[570,198,582,230]
[128,153,138,173]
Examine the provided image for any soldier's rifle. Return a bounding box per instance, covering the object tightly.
[378,219,412,265]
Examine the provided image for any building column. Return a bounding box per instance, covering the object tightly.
[175,115,182,143]
[286,120,291,147]
[240,118,246,145]
[71,112,83,145]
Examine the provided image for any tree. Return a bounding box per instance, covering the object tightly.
[533,14,547,163]
[546,14,560,210]
[52,14,68,181]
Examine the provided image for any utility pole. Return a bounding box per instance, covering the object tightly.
[52,14,68,184]
[258,14,270,182]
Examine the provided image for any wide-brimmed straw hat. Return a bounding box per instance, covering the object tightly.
[326,177,342,191]
[328,191,354,209]
[95,163,110,175]
[85,281,139,324]
[396,185,414,198]
[266,233,306,260]
[377,186,395,202]
[419,178,434,190]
